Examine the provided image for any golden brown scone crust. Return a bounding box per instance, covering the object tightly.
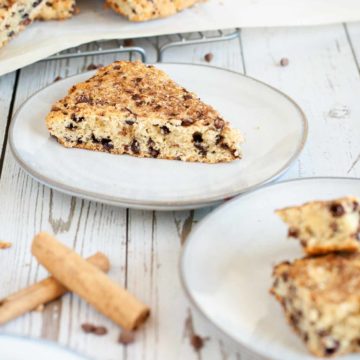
[271,253,360,357]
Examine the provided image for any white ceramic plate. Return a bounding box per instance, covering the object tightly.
[0,334,88,360]
[181,177,360,360]
[10,63,307,210]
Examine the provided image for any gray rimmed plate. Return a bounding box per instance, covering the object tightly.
[180,177,360,359]
[10,63,307,210]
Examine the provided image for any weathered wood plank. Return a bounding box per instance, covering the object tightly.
[241,24,360,179]
[0,49,132,359]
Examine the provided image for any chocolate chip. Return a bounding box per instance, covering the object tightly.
[215,135,223,145]
[149,147,160,158]
[113,65,121,70]
[183,94,192,101]
[324,340,340,356]
[101,138,114,150]
[131,139,140,154]
[280,58,289,67]
[192,132,203,143]
[71,114,84,123]
[93,326,108,336]
[160,126,170,134]
[281,272,289,282]
[53,76,62,82]
[118,330,135,345]
[194,143,207,157]
[20,18,31,26]
[131,94,141,101]
[123,39,134,47]
[204,53,214,63]
[214,118,225,129]
[181,119,194,127]
[91,134,100,144]
[81,323,96,333]
[329,203,345,217]
[66,123,77,130]
[125,120,135,125]
[86,64,103,71]
[288,227,299,238]
[353,201,359,211]
[190,335,205,351]
[75,95,92,104]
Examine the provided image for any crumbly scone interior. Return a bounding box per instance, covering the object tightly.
[276,197,360,254]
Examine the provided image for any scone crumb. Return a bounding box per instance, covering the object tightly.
[0,241,12,250]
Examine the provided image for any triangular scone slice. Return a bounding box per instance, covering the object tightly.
[46,61,243,164]
[276,196,360,255]
[0,0,46,48]
[106,0,202,21]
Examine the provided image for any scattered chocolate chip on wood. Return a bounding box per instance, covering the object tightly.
[93,326,108,336]
[190,334,205,351]
[204,53,214,63]
[81,323,96,333]
[123,39,135,47]
[118,330,135,345]
[280,57,289,67]
[0,241,12,250]
[87,64,104,71]
[81,323,108,335]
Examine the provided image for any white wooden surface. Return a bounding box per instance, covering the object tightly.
[0,23,360,360]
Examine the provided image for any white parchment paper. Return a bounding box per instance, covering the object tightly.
[1,0,360,76]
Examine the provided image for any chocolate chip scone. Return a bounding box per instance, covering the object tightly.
[36,0,77,20]
[106,0,203,21]
[0,0,45,48]
[276,197,360,255]
[271,253,360,357]
[46,61,242,163]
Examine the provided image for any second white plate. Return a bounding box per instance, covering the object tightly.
[10,63,307,210]
[181,177,360,360]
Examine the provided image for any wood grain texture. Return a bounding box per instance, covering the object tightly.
[241,25,360,179]
[0,23,359,360]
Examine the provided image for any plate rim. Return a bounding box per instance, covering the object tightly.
[9,62,308,209]
[179,176,360,360]
[0,332,90,359]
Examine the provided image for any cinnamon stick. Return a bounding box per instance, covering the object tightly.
[32,232,150,330]
[0,252,109,325]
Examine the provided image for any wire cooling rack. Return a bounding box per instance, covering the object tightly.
[43,28,240,63]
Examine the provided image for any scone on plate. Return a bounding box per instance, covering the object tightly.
[106,0,202,21]
[276,197,360,255]
[36,0,77,20]
[271,253,360,357]
[0,0,47,48]
[46,61,243,164]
